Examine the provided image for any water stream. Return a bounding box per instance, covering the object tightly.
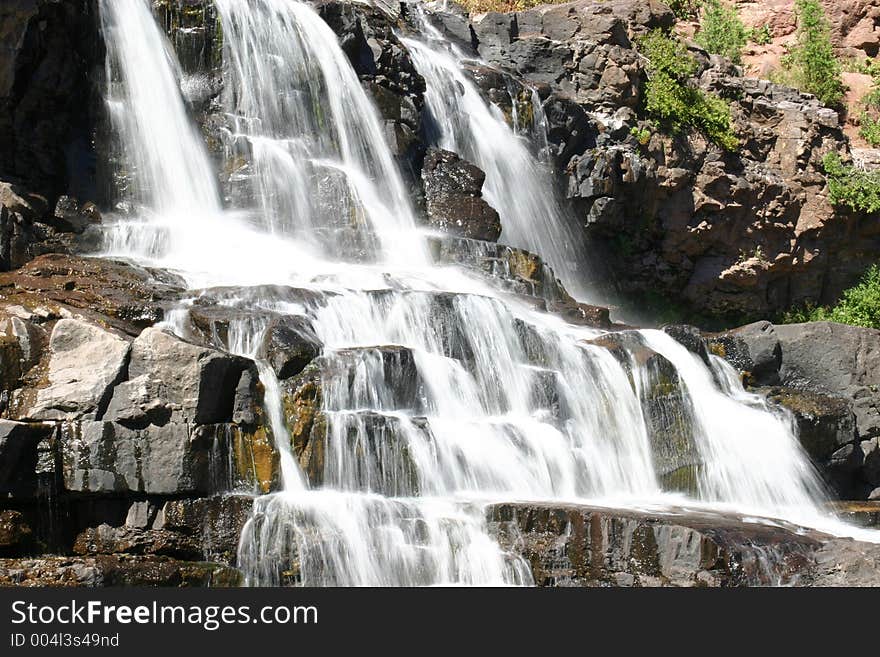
[96,0,877,586]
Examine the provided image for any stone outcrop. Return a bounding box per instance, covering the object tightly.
[678,320,880,499]
[420,0,880,321]
[487,501,880,587]
[421,148,502,241]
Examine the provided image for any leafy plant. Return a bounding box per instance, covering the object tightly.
[822,152,880,213]
[750,25,772,46]
[630,126,652,145]
[695,0,748,65]
[668,0,704,20]
[781,265,880,329]
[639,30,739,151]
[860,113,880,147]
[780,0,845,107]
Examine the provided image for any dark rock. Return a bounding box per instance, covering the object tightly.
[0,511,33,556]
[50,196,101,234]
[258,315,322,380]
[708,321,782,386]
[72,524,201,560]
[487,502,821,587]
[0,555,241,587]
[0,419,51,494]
[663,325,710,365]
[159,495,254,565]
[421,148,502,242]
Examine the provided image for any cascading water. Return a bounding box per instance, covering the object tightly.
[401,13,592,300]
[96,0,878,587]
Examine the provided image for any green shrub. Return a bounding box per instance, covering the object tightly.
[750,25,772,46]
[860,113,880,147]
[782,266,880,329]
[695,0,748,64]
[639,30,739,151]
[668,0,703,20]
[822,152,880,213]
[781,0,845,107]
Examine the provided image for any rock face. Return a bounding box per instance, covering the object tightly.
[421,148,502,241]
[486,502,880,587]
[703,320,880,498]
[426,0,880,321]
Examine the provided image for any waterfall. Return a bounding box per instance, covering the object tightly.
[215,0,426,265]
[401,15,592,300]
[95,0,876,587]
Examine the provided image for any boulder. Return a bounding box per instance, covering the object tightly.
[707,321,782,386]
[257,315,322,380]
[421,148,502,242]
[25,319,130,421]
[159,495,255,564]
[0,510,33,556]
[0,419,51,494]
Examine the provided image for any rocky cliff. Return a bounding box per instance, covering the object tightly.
[0,0,879,587]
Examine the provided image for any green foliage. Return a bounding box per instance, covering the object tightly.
[781,0,845,107]
[822,152,880,213]
[668,0,703,20]
[860,113,880,147]
[695,0,748,65]
[749,25,772,46]
[781,266,880,329]
[630,126,652,145]
[639,30,739,151]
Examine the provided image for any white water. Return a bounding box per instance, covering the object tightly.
[97,0,879,587]
[401,14,591,300]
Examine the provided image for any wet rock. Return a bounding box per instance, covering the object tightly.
[663,324,710,365]
[764,388,857,463]
[50,196,101,234]
[487,502,820,587]
[25,319,130,422]
[0,254,185,334]
[421,148,502,242]
[258,315,323,380]
[0,511,33,557]
[587,331,700,492]
[0,555,241,587]
[0,419,51,494]
[122,327,252,425]
[160,495,254,564]
[72,524,201,560]
[708,321,782,386]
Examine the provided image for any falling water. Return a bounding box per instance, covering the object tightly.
[401,15,591,299]
[95,0,878,587]
[99,0,220,227]
[215,0,425,264]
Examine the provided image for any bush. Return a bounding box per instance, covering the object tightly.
[668,0,703,20]
[782,265,880,330]
[860,113,880,147]
[639,30,739,151]
[695,0,748,65]
[750,25,772,46]
[822,152,880,213]
[781,0,845,107]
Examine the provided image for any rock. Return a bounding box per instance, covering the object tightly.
[773,323,880,442]
[663,324,710,365]
[708,321,782,386]
[0,419,51,494]
[160,495,254,564]
[258,315,322,380]
[421,148,502,242]
[487,502,820,587]
[72,524,201,560]
[764,386,858,471]
[25,319,130,421]
[122,327,252,425]
[0,254,185,334]
[50,196,101,234]
[0,555,241,587]
[0,510,33,556]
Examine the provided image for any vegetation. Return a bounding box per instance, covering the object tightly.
[639,30,739,151]
[778,0,845,107]
[455,0,568,13]
[781,265,880,329]
[694,0,748,65]
[822,152,880,213]
[749,25,772,46]
[668,0,703,19]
